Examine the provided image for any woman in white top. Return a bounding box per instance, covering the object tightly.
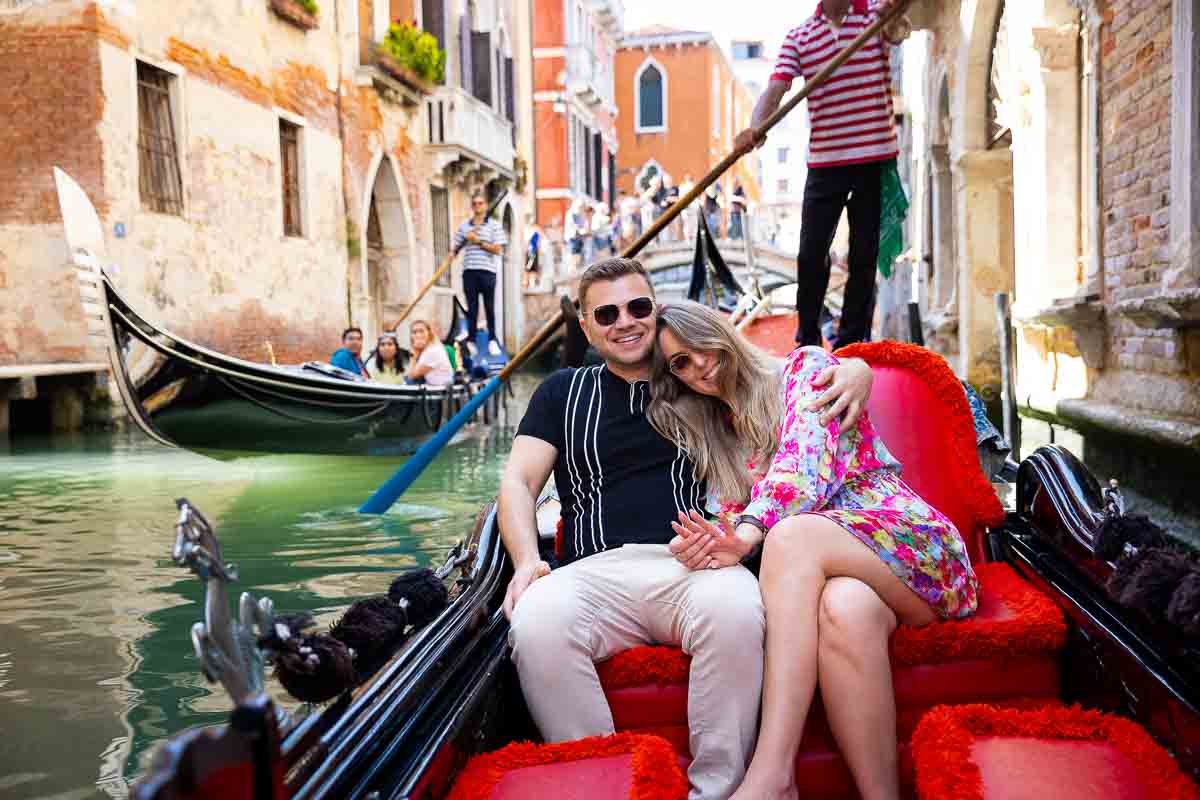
[405,320,454,387]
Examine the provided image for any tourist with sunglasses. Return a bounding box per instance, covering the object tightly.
[497,257,875,799]
[648,301,977,800]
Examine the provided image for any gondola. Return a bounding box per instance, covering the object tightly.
[78,263,504,459]
[133,338,1200,799]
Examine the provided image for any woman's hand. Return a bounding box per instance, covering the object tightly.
[669,510,757,571]
[810,357,873,429]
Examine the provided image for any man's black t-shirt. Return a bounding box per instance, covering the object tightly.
[517,366,706,565]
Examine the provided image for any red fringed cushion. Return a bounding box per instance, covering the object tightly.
[446,733,688,800]
[890,562,1066,667]
[912,704,1200,800]
[596,562,1065,690]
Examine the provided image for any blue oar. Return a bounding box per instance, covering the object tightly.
[358,3,906,514]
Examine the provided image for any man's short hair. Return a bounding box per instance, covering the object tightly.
[471,192,487,203]
[578,258,654,310]
[342,327,363,341]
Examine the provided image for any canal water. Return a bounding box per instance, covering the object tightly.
[0,373,543,799]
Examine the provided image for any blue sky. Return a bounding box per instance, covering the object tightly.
[622,0,802,57]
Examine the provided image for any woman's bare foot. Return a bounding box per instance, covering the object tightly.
[728,770,799,800]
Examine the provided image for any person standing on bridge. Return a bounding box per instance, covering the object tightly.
[453,192,508,344]
[735,0,912,349]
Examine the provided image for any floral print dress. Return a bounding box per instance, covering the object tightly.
[710,347,979,619]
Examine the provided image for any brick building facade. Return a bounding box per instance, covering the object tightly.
[614,27,761,234]
[898,0,1199,508]
[0,0,525,385]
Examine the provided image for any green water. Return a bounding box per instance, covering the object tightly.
[0,374,541,799]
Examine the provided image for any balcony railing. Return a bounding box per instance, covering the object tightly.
[425,85,515,173]
[566,44,614,108]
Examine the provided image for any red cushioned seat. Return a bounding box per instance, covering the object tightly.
[446,733,688,800]
[912,704,1200,800]
[597,562,1067,798]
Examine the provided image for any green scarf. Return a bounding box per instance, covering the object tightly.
[877,159,909,279]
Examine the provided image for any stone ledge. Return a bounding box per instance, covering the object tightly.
[1021,397,1200,451]
[1017,295,1105,367]
[1112,287,1200,329]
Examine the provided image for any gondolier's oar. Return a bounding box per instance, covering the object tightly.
[390,190,509,331]
[359,3,908,515]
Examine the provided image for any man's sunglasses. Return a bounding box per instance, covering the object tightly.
[584,297,655,327]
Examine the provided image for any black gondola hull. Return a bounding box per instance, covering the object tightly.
[100,273,495,458]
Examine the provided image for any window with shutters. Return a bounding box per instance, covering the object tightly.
[470,30,492,105]
[459,5,473,92]
[504,55,515,124]
[279,120,303,237]
[423,0,445,50]
[591,131,602,202]
[634,58,665,133]
[137,61,184,216]
[431,185,451,286]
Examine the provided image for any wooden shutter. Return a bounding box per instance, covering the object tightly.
[504,56,515,123]
[431,186,451,287]
[459,9,472,92]
[471,31,492,105]
[423,0,445,51]
[607,152,616,206]
[592,132,602,202]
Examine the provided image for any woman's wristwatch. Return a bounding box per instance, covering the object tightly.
[734,514,769,563]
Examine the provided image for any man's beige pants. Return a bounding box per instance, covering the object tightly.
[509,544,766,800]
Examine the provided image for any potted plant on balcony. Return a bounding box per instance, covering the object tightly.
[377,22,445,94]
[270,0,319,30]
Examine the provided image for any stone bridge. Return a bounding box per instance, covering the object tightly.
[521,239,801,345]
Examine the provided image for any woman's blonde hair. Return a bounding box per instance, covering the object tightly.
[647,301,784,503]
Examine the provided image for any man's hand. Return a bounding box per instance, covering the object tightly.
[733,128,765,156]
[668,510,755,571]
[809,357,873,429]
[502,559,551,620]
[466,230,479,243]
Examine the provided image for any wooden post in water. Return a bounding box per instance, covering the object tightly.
[995,292,1021,459]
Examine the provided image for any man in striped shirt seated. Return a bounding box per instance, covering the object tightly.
[735,0,912,349]
[453,193,509,344]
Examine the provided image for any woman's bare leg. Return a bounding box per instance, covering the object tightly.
[819,577,923,800]
[729,516,936,800]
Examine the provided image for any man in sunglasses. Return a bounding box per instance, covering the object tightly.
[497,257,874,799]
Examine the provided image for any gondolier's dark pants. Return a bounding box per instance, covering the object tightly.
[463,268,497,343]
[795,160,884,348]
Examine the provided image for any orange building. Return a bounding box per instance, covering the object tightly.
[614,27,761,230]
[531,0,622,264]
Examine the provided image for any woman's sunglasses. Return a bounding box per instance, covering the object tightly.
[584,296,655,327]
[668,352,695,375]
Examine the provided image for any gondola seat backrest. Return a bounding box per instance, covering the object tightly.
[836,341,1005,564]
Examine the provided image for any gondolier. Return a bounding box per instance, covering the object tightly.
[453,193,508,345]
[735,0,912,348]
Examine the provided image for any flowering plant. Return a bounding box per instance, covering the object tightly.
[379,22,445,84]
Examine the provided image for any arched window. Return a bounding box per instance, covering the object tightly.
[635,58,666,132]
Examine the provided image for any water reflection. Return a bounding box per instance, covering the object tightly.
[0,373,540,798]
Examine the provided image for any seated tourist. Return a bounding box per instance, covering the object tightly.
[498,258,875,800]
[330,327,369,378]
[368,333,406,385]
[648,301,979,800]
[406,320,453,387]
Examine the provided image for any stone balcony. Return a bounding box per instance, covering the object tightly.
[566,44,613,109]
[424,85,515,180]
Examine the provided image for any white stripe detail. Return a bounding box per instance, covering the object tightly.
[592,370,605,550]
[564,368,588,556]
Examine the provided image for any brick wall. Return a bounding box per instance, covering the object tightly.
[1099,0,1182,375]
[0,10,109,225]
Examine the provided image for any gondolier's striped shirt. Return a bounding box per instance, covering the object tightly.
[772,0,899,168]
[453,218,508,274]
[516,366,706,565]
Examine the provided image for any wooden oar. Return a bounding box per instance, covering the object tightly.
[390,190,509,331]
[358,3,908,514]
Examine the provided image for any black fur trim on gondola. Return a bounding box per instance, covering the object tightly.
[388,568,450,628]
[1094,513,1169,561]
[1108,547,1196,617]
[1167,571,1200,637]
[273,633,356,704]
[329,596,410,678]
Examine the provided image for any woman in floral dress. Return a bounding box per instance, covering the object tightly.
[646,301,978,800]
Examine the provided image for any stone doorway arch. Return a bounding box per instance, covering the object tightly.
[355,154,415,341]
